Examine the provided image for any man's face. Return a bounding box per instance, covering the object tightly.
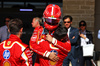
[64,18,72,29]
[31,18,38,28]
[5,18,10,27]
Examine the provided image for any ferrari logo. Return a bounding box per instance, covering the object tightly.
[7,41,11,45]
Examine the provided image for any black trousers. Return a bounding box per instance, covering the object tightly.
[79,47,92,66]
[32,52,37,65]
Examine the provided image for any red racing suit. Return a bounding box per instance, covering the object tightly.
[0,34,33,66]
[30,26,71,66]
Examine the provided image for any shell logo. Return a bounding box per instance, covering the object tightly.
[3,61,11,66]
[48,50,58,66]
[49,60,57,66]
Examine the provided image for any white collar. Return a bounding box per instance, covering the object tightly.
[68,27,71,31]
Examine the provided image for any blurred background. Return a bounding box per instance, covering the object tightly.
[0,0,62,45]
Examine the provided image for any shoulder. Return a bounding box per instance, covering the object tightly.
[0,25,7,31]
[34,26,43,31]
[0,41,5,46]
[13,41,29,52]
[3,40,28,50]
[71,27,79,31]
[15,41,28,48]
[0,25,7,29]
[86,30,92,35]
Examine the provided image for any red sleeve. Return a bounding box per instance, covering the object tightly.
[30,39,50,57]
[21,48,33,66]
[30,27,50,58]
[52,37,71,53]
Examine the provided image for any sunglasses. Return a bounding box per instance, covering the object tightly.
[64,21,71,23]
[80,24,86,26]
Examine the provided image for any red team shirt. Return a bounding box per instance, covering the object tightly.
[30,26,71,66]
[0,34,32,66]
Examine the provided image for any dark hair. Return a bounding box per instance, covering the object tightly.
[63,15,73,22]
[8,18,23,35]
[79,20,86,27]
[54,27,67,41]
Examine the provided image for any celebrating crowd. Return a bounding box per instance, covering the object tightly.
[0,4,93,66]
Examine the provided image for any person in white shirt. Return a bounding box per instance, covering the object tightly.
[63,15,79,66]
[79,20,93,66]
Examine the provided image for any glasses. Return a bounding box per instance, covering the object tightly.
[64,21,71,23]
[80,24,86,26]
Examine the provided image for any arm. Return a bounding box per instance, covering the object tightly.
[80,34,89,42]
[70,29,79,44]
[46,34,71,53]
[52,38,71,53]
[30,27,51,57]
[30,39,50,57]
[30,38,59,61]
[21,48,33,66]
[80,31,93,43]
[87,31,93,43]
[30,28,59,60]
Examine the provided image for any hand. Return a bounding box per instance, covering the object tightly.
[72,36,75,39]
[48,52,59,62]
[46,34,53,42]
[80,34,86,39]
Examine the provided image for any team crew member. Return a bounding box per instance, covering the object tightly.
[31,17,43,45]
[30,4,71,66]
[0,18,32,66]
[63,15,79,66]
[31,17,43,65]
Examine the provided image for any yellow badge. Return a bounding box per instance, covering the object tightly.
[3,61,11,66]
[51,16,54,18]
[7,41,11,45]
[49,60,57,66]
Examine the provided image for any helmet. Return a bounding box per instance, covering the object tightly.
[43,4,61,31]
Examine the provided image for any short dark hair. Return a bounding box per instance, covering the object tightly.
[79,20,86,27]
[8,18,23,35]
[63,15,73,22]
[54,27,67,41]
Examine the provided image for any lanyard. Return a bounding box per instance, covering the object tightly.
[49,31,55,37]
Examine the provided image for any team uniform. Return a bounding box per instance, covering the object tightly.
[30,26,71,66]
[0,34,32,66]
[30,26,43,44]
